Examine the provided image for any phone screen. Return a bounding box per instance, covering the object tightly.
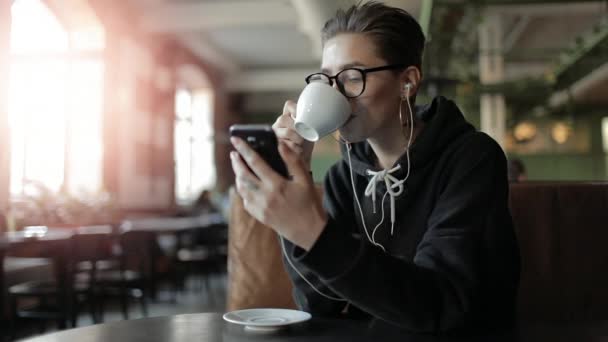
[229,124,289,178]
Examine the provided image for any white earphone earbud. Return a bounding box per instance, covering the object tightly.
[402,83,413,98]
[404,82,412,92]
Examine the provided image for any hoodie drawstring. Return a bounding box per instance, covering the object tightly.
[364,165,405,235]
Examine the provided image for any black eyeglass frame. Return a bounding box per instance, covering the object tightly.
[305,64,406,98]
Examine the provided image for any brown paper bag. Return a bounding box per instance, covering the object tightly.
[226,188,296,310]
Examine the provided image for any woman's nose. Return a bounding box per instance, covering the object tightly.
[330,81,343,94]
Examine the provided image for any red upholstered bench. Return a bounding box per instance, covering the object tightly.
[510,181,608,323]
[227,182,608,324]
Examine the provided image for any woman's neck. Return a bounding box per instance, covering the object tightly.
[368,120,425,170]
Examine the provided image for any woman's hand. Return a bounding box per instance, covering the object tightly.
[272,100,314,171]
[230,136,327,251]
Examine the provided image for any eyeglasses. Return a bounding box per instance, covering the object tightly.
[305,64,405,98]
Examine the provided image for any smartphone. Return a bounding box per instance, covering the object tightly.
[229,124,289,178]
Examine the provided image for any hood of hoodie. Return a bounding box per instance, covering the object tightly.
[340,96,475,178]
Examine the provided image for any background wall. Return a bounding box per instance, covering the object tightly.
[508,112,607,181]
[92,0,239,214]
[0,1,10,212]
[457,91,607,182]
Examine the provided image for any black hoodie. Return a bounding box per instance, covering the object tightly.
[283,96,520,333]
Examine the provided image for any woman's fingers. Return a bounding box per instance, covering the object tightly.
[273,112,295,131]
[273,99,314,170]
[278,142,309,182]
[273,100,296,130]
[230,151,262,203]
[230,137,283,185]
[282,100,297,119]
[274,127,304,144]
[282,140,303,156]
[273,100,307,158]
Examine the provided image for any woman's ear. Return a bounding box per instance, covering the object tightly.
[400,66,421,97]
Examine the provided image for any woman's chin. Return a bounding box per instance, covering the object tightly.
[338,127,366,143]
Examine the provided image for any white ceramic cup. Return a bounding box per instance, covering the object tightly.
[294,82,351,142]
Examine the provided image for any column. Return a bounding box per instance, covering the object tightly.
[0,0,11,212]
[479,13,506,148]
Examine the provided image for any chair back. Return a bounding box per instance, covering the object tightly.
[70,228,116,285]
[71,227,115,263]
[118,230,156,279]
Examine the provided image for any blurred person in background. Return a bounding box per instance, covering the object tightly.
[508,158,527,182]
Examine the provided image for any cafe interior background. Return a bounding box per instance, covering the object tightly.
[0,0,607,339]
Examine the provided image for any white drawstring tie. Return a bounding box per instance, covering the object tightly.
[364,165,405,235]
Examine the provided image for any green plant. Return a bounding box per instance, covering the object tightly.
[8,180,115,229]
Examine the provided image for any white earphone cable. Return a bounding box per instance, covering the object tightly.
[280,236,347,302]
[328,133,383,250]
[283,84,415,300]
[366,86,415,248]
[346,142,387,252]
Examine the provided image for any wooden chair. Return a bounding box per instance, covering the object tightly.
[96,230,154,320]
[69,228,117,326]
[7,227,115,335]
[0,241,7,341]
[7,237,71,337]
[174,223,228,293]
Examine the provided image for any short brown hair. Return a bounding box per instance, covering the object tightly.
[321,1,425,71]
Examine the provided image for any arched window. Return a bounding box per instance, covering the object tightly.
[9,0,104,196]
[173,63,216,205]
[174,87,216,205]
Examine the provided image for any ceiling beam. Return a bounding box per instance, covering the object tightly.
[139,0,296,33]
[503,15,531,54]
[291,0,359,59]
[437,1,604,14]
[553,18,608,89]
[438,0,603,5]
[419,0,434,37]
[292,0,423,60]
[226,68,318,92]
[178,35,240,75]
[486,2,605,16]
[549,61,608,107]
[504,62,548,80]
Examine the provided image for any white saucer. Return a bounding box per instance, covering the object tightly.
[223,308,311,331]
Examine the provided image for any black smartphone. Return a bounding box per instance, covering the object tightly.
[229,124,289,178]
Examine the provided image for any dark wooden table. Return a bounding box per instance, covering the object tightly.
[117,214,227,301]
[121,213,226,234]
[0,228,73,279]
[0,229,73,247]
[1,228,74,331]
[16,312,608,342]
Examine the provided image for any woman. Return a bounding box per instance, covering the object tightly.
[230,1,520,333]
